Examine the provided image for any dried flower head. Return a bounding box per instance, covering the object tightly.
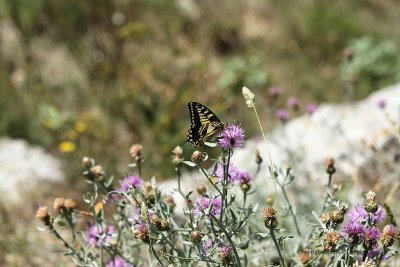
[326,158,336,175]
[263,206,278,229]
[323,230,341,250]
[82,156,93,168]
[352,258,376,267]
[196,184,207,195]
[164,195,176,211]
[90,165,104,178]
[365,191,376,203]
[218,124,245,150]
[331,203,349,223]
[64,198,77,211]
[299,250,311,264]
[242,86,255,108]
[129,144,143,161]
[142,182,155,205]
[321,212,330,223]
[381,224,398,247]
[189,230,202,244]
[53,197,65,214]
[191,150,206,164]
[172,146,184,166]
[36,206,51,226]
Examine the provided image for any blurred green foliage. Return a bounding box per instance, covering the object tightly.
[0,0,400,181]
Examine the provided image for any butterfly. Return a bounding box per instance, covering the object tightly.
[186,102,225,147]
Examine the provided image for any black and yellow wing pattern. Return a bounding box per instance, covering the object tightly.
[186,102,225,147]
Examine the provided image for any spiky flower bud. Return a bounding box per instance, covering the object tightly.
[53,197,65,214]
[64,198,77,211]
[172,146,184,166]
[326,158,336,175]
[129,144,143,161]
[133,223,149,243]
[265,196,274,205]
[240,183,251,192]
[189,230,202,244]
[82,157,93,168]
[164,195,176,211]
[36,206,51,226]
[90,165,103,177]
[196,184,207,195]
[263,206,278,229]
[191,150,205,164]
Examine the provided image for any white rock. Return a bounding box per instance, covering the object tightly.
[0,138,64,203]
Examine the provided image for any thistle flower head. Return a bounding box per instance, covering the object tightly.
[193,196,222,218]
[377,99,386,109]
[219,245,233,264]
[363,227,381,247]
[53,197,65,214]
[326,158,336,175]
[129,144,143,161]
[381,224,398,247]
[287,97,299,110]
[307,103,318,114]
[352,258,376,267]
[172,146,184,166]
[348,204,385,224]
[263,206,278,229]
[133,223,149,243]
[242,86,255,108]
[276,109,289,122]
[189,230,202,244]
[341,220,365,244]
[215,162,240,183]
[36,206,51,226]
[191,150,206,164]
[218,124,245,149]
[196,184,207,195]
[268,86,281,98]
[119,175,143,192]
[64,198,77,211]
[87,224,116,247]
[106,256,134,267]
[323,230,341,250]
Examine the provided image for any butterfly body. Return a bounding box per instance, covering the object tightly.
[186,102,225,147]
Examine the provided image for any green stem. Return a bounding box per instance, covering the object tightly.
[269,228,284,265]
[49,224,85,263]
[280,185,301,236]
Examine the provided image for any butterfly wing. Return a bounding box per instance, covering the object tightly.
[186,102,224,147]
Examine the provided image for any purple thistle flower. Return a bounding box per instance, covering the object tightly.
[87,224,116,247]
[306,103,318,114]
[219,244,233,257]
[341,220,365,243]
[218,124,245,150]
[106,256,134,267]
[237,170,252,184]
[367,246,382,259]
[215,163,240,183]
[193,196,222,218]
[348,204,385,224]
[377,99,386,109]
[119,175,143,192]
[268,86,281,97]
[287,97,300,110]
[276,109,289,122]
[364,227,381,246]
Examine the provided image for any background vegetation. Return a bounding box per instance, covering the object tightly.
[1,1,400,266]
[1,0,400,179]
